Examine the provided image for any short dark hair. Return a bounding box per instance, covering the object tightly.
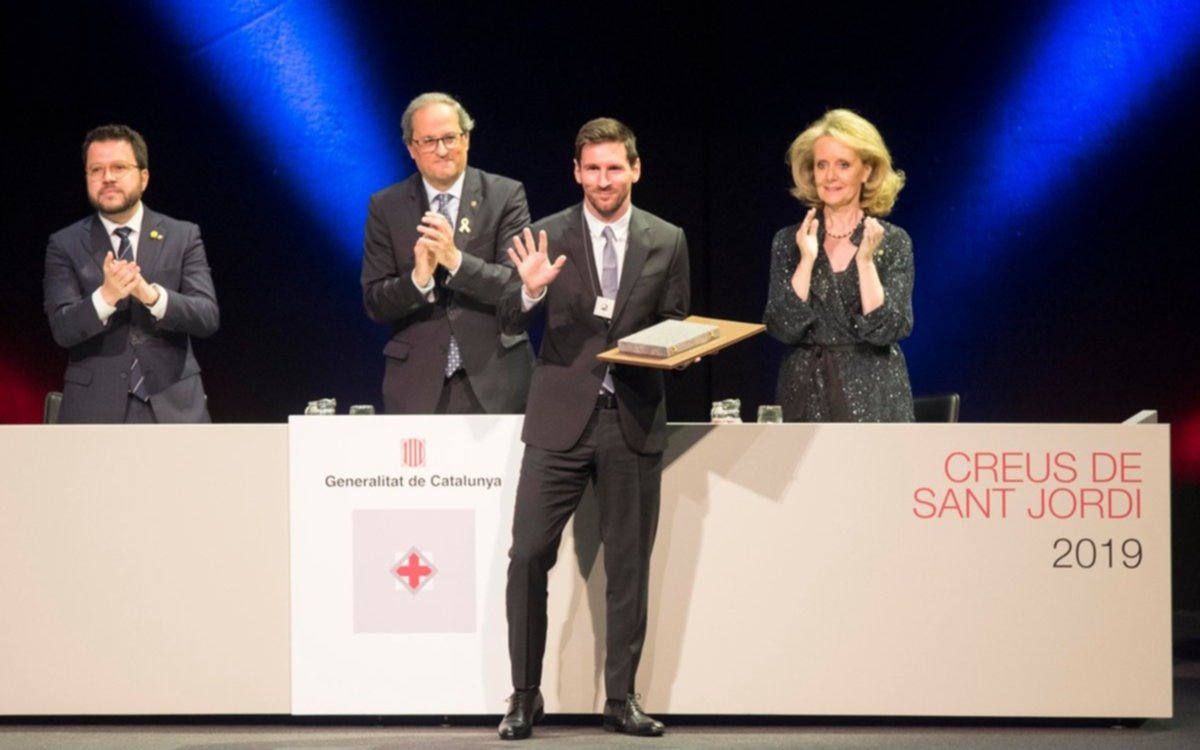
[574,117,638,164]
[82,124,149,169]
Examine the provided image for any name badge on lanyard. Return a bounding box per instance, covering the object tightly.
[594,296,615,320]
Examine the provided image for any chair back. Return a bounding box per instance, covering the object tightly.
[44,392,63,424]
[913,393,960,423]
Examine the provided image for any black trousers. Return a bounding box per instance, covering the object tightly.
[506,405,662,700]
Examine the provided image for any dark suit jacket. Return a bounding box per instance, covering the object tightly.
[361,167,534,413]
[43,207,220,423]
[498,204,690,454]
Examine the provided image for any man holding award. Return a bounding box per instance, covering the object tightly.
[496,117,690,739]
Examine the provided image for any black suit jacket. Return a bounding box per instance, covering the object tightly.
[361,167,534,413]
[499,204,690,453]
[43,207,219,423]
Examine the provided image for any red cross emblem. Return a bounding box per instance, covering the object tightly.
[392,546,437,594]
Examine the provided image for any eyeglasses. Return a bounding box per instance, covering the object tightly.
[411,132,466,153]
[85,162,141,181]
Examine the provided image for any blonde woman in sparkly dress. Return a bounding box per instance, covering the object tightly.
[764,109,914,422]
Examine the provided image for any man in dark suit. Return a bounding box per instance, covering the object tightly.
[43,124,219,424]
[496,118,690,740]
[361,92,533,414]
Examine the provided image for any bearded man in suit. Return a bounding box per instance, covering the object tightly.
[43,124,219,423]
[496,117,690,740]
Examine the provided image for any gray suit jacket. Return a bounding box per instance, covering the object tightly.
[361,167,534,413]
[43,207,220,423]
[498,204,690,453]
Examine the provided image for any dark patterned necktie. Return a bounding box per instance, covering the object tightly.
[434,193,463,377]
[114,227,149,402]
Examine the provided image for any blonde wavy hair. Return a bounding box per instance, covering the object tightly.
[786,109,905,216]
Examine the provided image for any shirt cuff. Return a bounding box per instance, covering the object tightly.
[147,284,169,319]
[521,286,547,312]
[91,288,117,325]
[412,270,436,301]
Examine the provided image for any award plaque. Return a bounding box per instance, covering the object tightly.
[598,315,766,369]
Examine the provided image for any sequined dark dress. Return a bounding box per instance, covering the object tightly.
[763,217,914,422]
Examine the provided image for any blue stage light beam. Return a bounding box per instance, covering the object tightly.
[905,0,1200,374]
[937,0,1200,283]
[149,0,404,263]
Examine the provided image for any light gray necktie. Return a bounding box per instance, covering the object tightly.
[600,225,618,299]
[434,193,463,377]
[114,227,149,401]
[599,226,619,395]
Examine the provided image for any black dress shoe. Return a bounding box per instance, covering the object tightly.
[602,693,664,737]
[498,688,544,740]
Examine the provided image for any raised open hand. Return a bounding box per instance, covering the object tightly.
[506,227,566,297]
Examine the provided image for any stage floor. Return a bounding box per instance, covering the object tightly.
[2,658,1197,750]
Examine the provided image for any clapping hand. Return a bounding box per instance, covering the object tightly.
[100,251,139,306]
[417,211,461,271]
[131,274,161,307]
[858,217,884,265]
[411,240,436,288]
[795,208,819,264]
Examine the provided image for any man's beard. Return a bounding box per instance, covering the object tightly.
[90,185,143,217]
[585,189,628,221]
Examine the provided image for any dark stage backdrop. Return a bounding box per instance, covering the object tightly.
[4,1,1199,602]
